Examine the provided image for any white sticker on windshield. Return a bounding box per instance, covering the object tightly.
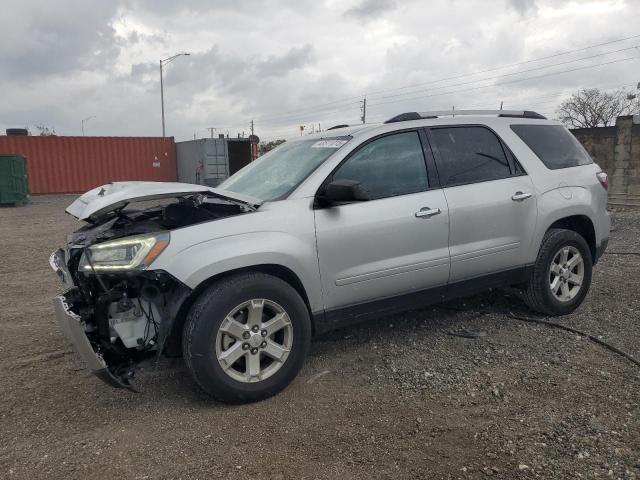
[311,140,348,148]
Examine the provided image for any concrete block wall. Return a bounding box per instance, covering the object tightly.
[571,125,616,174]
[629,121,640,195]
[571,115,640,206]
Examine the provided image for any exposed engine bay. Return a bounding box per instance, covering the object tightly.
[52,192,253,389]
[69,193,247,245]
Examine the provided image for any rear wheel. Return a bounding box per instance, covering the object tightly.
[183,272,311,403]
[524,228,593,316]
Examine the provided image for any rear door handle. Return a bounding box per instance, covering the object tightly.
[511,191,532,201]
[415,207,441,218]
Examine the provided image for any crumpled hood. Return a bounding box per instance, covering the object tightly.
[66,181,263,221]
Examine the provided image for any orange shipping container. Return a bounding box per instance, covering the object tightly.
[0,136,177,194]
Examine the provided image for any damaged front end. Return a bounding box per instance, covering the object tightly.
[50,182,261,389]
[51,246,190,389]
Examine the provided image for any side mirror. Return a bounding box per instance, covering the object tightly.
[318,179,369,205]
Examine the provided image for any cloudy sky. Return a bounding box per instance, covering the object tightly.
[1,0,639,141]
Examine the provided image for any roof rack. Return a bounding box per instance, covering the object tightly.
[385,110,547,123]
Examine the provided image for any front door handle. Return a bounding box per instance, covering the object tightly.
[511,191,532,201]
[415,207,441,218]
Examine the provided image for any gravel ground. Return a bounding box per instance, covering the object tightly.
[0,196,639,479]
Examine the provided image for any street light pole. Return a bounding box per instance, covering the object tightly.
[81,116,95,136]
[160,52,190,137]
[160,60,165,137]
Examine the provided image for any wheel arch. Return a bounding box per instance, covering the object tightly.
[533,187,602,264]
[167,264,316,354]
[545,215,596,262]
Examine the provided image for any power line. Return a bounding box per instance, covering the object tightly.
[245,33,640,124]
[368,56,639,107]
[255,77,636,136]
[250,100,361,124]
[252,101,365,128]
[465,81,637,108]
[364,82,640,119]
[371,44,639,102]
[253,49,640,131]
[363,34,640,98]
[269,80,638,135]
[260,56,638,129]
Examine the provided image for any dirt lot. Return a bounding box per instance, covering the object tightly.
[0,195,639,479]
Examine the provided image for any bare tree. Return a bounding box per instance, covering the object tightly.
[556,88,639,128]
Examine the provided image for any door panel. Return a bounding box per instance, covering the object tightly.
[314,190,450,310]
[444,175,537,281]
[428,125,538,282]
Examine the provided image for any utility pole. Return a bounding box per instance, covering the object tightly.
[360,96,367,124]
[207,127,217,138]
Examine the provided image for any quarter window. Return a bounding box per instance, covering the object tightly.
[430,127,512,186]
[332,131,428,199]
[511,124,593,170]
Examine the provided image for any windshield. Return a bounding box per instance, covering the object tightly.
[219,137,350,201]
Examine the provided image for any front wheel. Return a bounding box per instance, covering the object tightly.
[523,228,593,316]
[183,272,311,403]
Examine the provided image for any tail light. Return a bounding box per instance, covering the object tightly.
[596,171,608,190]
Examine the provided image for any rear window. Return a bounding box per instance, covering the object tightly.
[510,124,593,170]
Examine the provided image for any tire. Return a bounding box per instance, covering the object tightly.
[182,272,311,404]
[524,228,593,316]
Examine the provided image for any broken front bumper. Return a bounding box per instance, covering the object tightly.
[50,249,134,390]
[53,295,132,389]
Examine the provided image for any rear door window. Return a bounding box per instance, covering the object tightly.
[430,126,512,186]
[510,124,593,170]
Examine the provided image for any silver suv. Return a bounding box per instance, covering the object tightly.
[50,110,610,403]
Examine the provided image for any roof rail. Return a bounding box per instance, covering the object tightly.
[385,110,547,123]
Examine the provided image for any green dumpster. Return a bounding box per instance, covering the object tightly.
[0,154,28,205]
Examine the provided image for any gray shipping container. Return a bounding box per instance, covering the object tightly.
[176,138,252,187]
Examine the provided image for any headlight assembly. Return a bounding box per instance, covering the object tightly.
[79,232,170,272]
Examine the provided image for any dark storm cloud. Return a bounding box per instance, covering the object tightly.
[130,61,156,79]
[508,0,538,14]
[345,0,396,19]
[256,45,315,78]
[0,0,120,78]
[160,45,248,91]
[126,0,215,11]
[155,44,315,94]
[121,0,300,15]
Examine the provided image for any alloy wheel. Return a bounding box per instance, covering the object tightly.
[549,245,584,302]
[215,299,293,383]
